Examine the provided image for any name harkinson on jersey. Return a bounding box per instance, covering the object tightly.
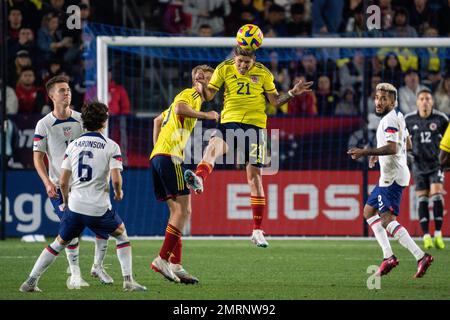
[405,110,449,174]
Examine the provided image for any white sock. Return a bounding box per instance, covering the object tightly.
[387,221,425,261]
[93,237,109,267]
[29,239,65,282]
[114,232,132,277]
[65,237,80,276]
[434,230,442,238]
[366,215,393,259]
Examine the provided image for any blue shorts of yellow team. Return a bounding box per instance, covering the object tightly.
[151,154,190,201]
[59,208,123,241]
[213,122,267,168]
[366,182,404,216]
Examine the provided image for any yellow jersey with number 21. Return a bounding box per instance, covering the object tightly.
[208,59,277,129]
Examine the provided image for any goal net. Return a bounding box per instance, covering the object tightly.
[83,23,450,237]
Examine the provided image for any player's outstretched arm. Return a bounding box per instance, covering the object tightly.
[266,80,313,108]
[174,102,219,121]
[348,141,397,160]
[33,151,57,198]
[153,113,164,145]
[59,168,72,207]
[111,168,123,201]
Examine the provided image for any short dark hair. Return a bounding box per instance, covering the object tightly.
[417,88,432,97]
[233,46,256,58]
[19,66,34,75]
[45,75,69,94]
[82,101,109,131]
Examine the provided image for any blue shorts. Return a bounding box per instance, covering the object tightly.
[213,122,266,168]
[366,182,404,216]
[49,189,64,219]
[151,155,190,201]
[59,209,123,241]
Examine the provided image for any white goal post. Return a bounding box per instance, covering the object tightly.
[96,36,450,117]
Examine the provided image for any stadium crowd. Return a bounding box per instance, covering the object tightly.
[4,0,450,118]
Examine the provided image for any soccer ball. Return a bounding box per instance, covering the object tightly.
[236,24,264,51]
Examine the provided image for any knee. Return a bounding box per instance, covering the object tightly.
[184,207,192,218]
[430,193,443,203]
[380,215,394,229]
[112,224,126,237]
[363,207,375,220]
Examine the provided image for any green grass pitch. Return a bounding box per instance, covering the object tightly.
[1,239,449,300]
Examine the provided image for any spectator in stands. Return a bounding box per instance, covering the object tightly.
[335,86,358,116]
[15,67,46,114]
[378,47,419,72]
[42,59,64,86]
[286,3,311,36]
[197,24,213,36]
[291,51,318,88]
[381,52,403,89]
[424,71,442,93]
[8,27,38,62]
[340,0,363,33]
[399,69,429,113]
[229,0,262,27]
[8,7,23,41]
[183,0,231,36]
[269,51,290,92]
[408,0,436,35]
[37,12,73,62]
[361,73,382,115]
[8,0,41,31]
[312,0,344,35]
[434,72,450,114]
[0,79,19,115]
[8,50,33,87]
[287,75,317,116]
[263,4,288,37]
[316,75,337,116]
[438,0,450,36]
[390,7,418,37]
[86,68,131,115]
[379,0,394,30]
[163,0,191,34]
[339,50,364,98]
[420,27,445,76]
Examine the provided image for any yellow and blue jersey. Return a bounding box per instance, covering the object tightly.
[208,59,277,129]
[150,87,202,160]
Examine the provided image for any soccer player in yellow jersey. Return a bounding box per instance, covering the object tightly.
[150,65,219,284]
[184,46,313,247]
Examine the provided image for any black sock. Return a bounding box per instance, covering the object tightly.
[433,198,444,231]
[418,199,430,234]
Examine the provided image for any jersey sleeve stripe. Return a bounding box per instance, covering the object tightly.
[34,134,45,141]
[440,142,450,153]
[265,88,277,93]
[208,83,220,90]
[385,127,398,133]
[113,155,123,161]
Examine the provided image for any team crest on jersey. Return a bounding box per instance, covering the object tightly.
[63,127,73,138]
[412,124,419,130]
[429,123,437,131]
[250,76,259,83]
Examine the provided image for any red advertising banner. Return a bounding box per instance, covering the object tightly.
[191,171,449,236]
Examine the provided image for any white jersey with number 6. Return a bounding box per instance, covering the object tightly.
[61,132,123,216]
[377,108,410,187]
[33,111,83,187]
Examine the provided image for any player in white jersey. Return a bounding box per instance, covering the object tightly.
[20,102,146,292]
[33,75,113,288]
[348,83,433,278]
